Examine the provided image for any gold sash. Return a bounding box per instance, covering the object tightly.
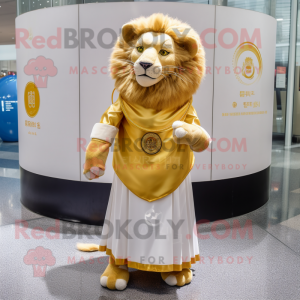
[108,96,198,202]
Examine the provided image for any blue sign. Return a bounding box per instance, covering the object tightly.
[0,75,18,142]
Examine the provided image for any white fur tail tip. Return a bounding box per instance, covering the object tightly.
[76,243,99,252]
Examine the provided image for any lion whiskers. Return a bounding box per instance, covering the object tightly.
[117,68,135,78]
[114,60,190,83]
[162,71,192,84]
[160,73,167,80]
[162,65,191,83]
[112,58,134,66]
[162,65,185,71]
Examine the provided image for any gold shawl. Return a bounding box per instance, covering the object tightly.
[100,96,200,202]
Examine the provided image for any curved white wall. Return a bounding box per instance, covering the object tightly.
[16,3,277,183]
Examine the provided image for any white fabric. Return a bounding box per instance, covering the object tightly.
[100,173,199,268]
[90,123,119,143]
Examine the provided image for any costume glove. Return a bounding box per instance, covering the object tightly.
[172,121,211,152]
[83,138,110,180]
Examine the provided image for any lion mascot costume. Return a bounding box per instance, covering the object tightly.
[77,13,211,290]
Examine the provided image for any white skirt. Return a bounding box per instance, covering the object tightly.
[99,173,200,272]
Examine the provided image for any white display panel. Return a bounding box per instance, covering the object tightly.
[212,6,276,180]
[79,2,215,183]
[16,6,80,180]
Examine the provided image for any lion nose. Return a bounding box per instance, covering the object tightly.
[139,62,153,70]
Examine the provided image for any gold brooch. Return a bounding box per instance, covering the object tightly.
[141,132,162,155]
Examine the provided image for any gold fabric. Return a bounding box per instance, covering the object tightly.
[99,246,200,272]
[100,96,201,202]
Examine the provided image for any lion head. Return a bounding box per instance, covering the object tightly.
[110,13,205,111]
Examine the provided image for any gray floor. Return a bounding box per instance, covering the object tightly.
[0,139,300,300]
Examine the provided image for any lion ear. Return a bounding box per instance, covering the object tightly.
[183,35,199,58]
[122,23,136,44]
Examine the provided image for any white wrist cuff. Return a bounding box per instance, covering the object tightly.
[90,123,119,143]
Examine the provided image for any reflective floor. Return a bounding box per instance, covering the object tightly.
[0,139,300,299]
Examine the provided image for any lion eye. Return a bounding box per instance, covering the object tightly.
[137,46,144,53]
[159,49,169,56]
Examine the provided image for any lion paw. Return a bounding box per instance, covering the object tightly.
[84,167,105,180]
[172,121,187,138]
[161,269,193,287]
[100,259,129,291]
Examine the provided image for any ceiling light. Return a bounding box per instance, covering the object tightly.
[12,37,14,39]
[277,18,283,21]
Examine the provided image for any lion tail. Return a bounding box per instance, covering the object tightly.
[76,243,100,252]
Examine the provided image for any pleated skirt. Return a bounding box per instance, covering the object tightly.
[99,173,200,272]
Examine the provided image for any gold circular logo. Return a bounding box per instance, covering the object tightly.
[232,102,237,108]
[24,81,40,118]
[141,132,162,155]
[232,42,263,86]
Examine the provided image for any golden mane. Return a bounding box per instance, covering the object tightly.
[110,13,205,111]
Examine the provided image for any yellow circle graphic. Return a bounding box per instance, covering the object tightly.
[24,82,40,118]
[232,42,263,86]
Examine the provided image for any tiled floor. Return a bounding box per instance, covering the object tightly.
[0,139,300,299]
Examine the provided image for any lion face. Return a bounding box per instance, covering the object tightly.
[132,32,175,87]
[110,14,205,111]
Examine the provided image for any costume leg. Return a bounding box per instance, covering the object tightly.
[100,256,130,291]
[161,269,193,287]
